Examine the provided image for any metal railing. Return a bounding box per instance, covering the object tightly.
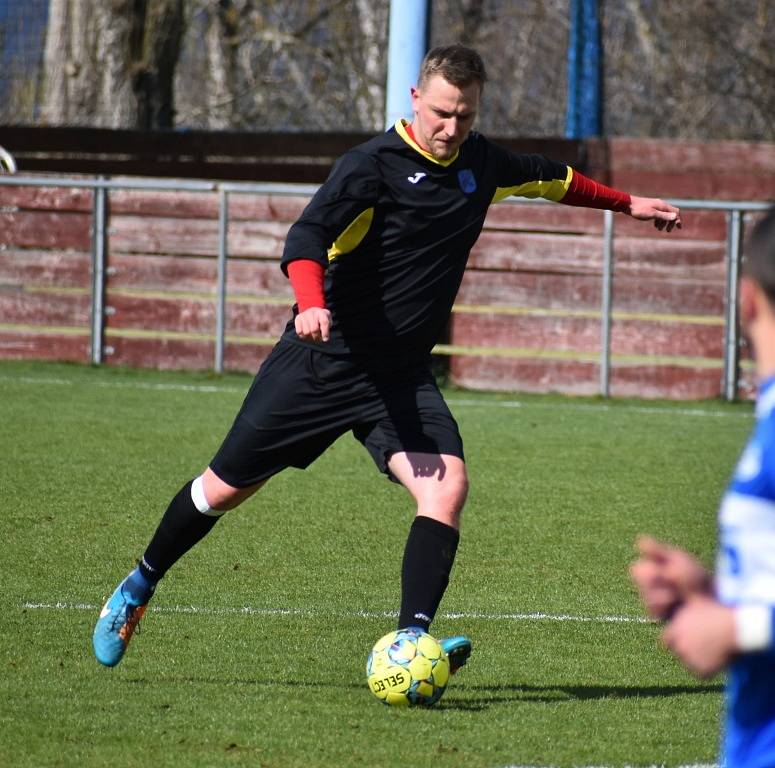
[0,173,771,400]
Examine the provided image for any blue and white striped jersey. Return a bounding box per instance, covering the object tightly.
[717,375,775,768]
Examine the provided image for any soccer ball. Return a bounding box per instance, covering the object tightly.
[366,627,450,707]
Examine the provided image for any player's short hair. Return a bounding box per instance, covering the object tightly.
[743,207,775,305]
[418,44,488,92]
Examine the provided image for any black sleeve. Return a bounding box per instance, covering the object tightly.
[281,149,381,274]
[485,139,572,202]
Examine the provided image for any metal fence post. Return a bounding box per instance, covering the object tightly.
[90,184,107,364]
[599,209,614,397]
[215,188,229,373]
[723,209,744,401]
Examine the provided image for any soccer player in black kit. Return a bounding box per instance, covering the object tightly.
[93,45,682,670]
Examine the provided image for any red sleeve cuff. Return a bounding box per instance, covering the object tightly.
[287,259,326,312]
[561,170,631,213]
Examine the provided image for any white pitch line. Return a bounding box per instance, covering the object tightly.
[95,380,245,394]
[446,397,752,420]
[21,601,652,624]
[498,764,718,768]
[0,374,75,386]
[0,372,753,420]
[443,610,651,624]
[0,374,244,395]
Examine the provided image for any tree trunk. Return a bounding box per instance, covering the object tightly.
[41,0,184,128]
[351,0,386,130]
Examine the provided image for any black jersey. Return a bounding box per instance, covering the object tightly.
[280,120,573,365]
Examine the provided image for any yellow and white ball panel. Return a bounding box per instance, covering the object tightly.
[368,664,412,700]
[417,633,444,660]
[431,657,450,688]
[407,654,433,681]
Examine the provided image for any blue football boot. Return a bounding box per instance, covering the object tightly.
[92,569,154,667]
[440,635,472,674]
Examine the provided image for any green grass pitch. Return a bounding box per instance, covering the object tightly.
[1,359,752,767]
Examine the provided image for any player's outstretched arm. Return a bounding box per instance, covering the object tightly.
[557,170,681,233]
[630,535,712,620]
[629,196,682,232]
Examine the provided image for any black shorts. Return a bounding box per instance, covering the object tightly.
[209,340,464,488]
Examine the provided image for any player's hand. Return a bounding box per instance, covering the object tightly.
[661,595,736,678]
[630,535,712,620]
[629,196,682,232]
[294,306,331,343]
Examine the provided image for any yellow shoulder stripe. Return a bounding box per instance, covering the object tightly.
[327,207,375,262]
[491,165,573,204]
[395,119,459,167]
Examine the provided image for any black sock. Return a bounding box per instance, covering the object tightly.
[398,516,460,632]
[138,480,219,583]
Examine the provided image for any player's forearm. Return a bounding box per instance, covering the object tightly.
[663,599,775,678]
[560,169,631,213]
[287,259,326,311]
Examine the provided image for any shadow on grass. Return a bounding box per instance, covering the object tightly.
[434,682,724,712]
[122,675,722,713]
[123,675,364,690]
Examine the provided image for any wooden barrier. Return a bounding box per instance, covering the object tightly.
[0,126,584,183]
[1,135,773,398]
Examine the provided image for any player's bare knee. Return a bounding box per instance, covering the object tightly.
[190,474,223,516]
[443,470,469,510]
[419,473,468,524]
[446,475,469,526]
[456,472,470,506]
[418,504,462,530]
[201,469,262,512]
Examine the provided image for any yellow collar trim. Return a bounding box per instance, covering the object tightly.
[395,119,459,167]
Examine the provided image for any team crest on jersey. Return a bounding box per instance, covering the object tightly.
[457,169,477,194]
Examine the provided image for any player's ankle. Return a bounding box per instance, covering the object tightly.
[124,567,155,604]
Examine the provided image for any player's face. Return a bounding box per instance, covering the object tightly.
[410,75,480,162]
